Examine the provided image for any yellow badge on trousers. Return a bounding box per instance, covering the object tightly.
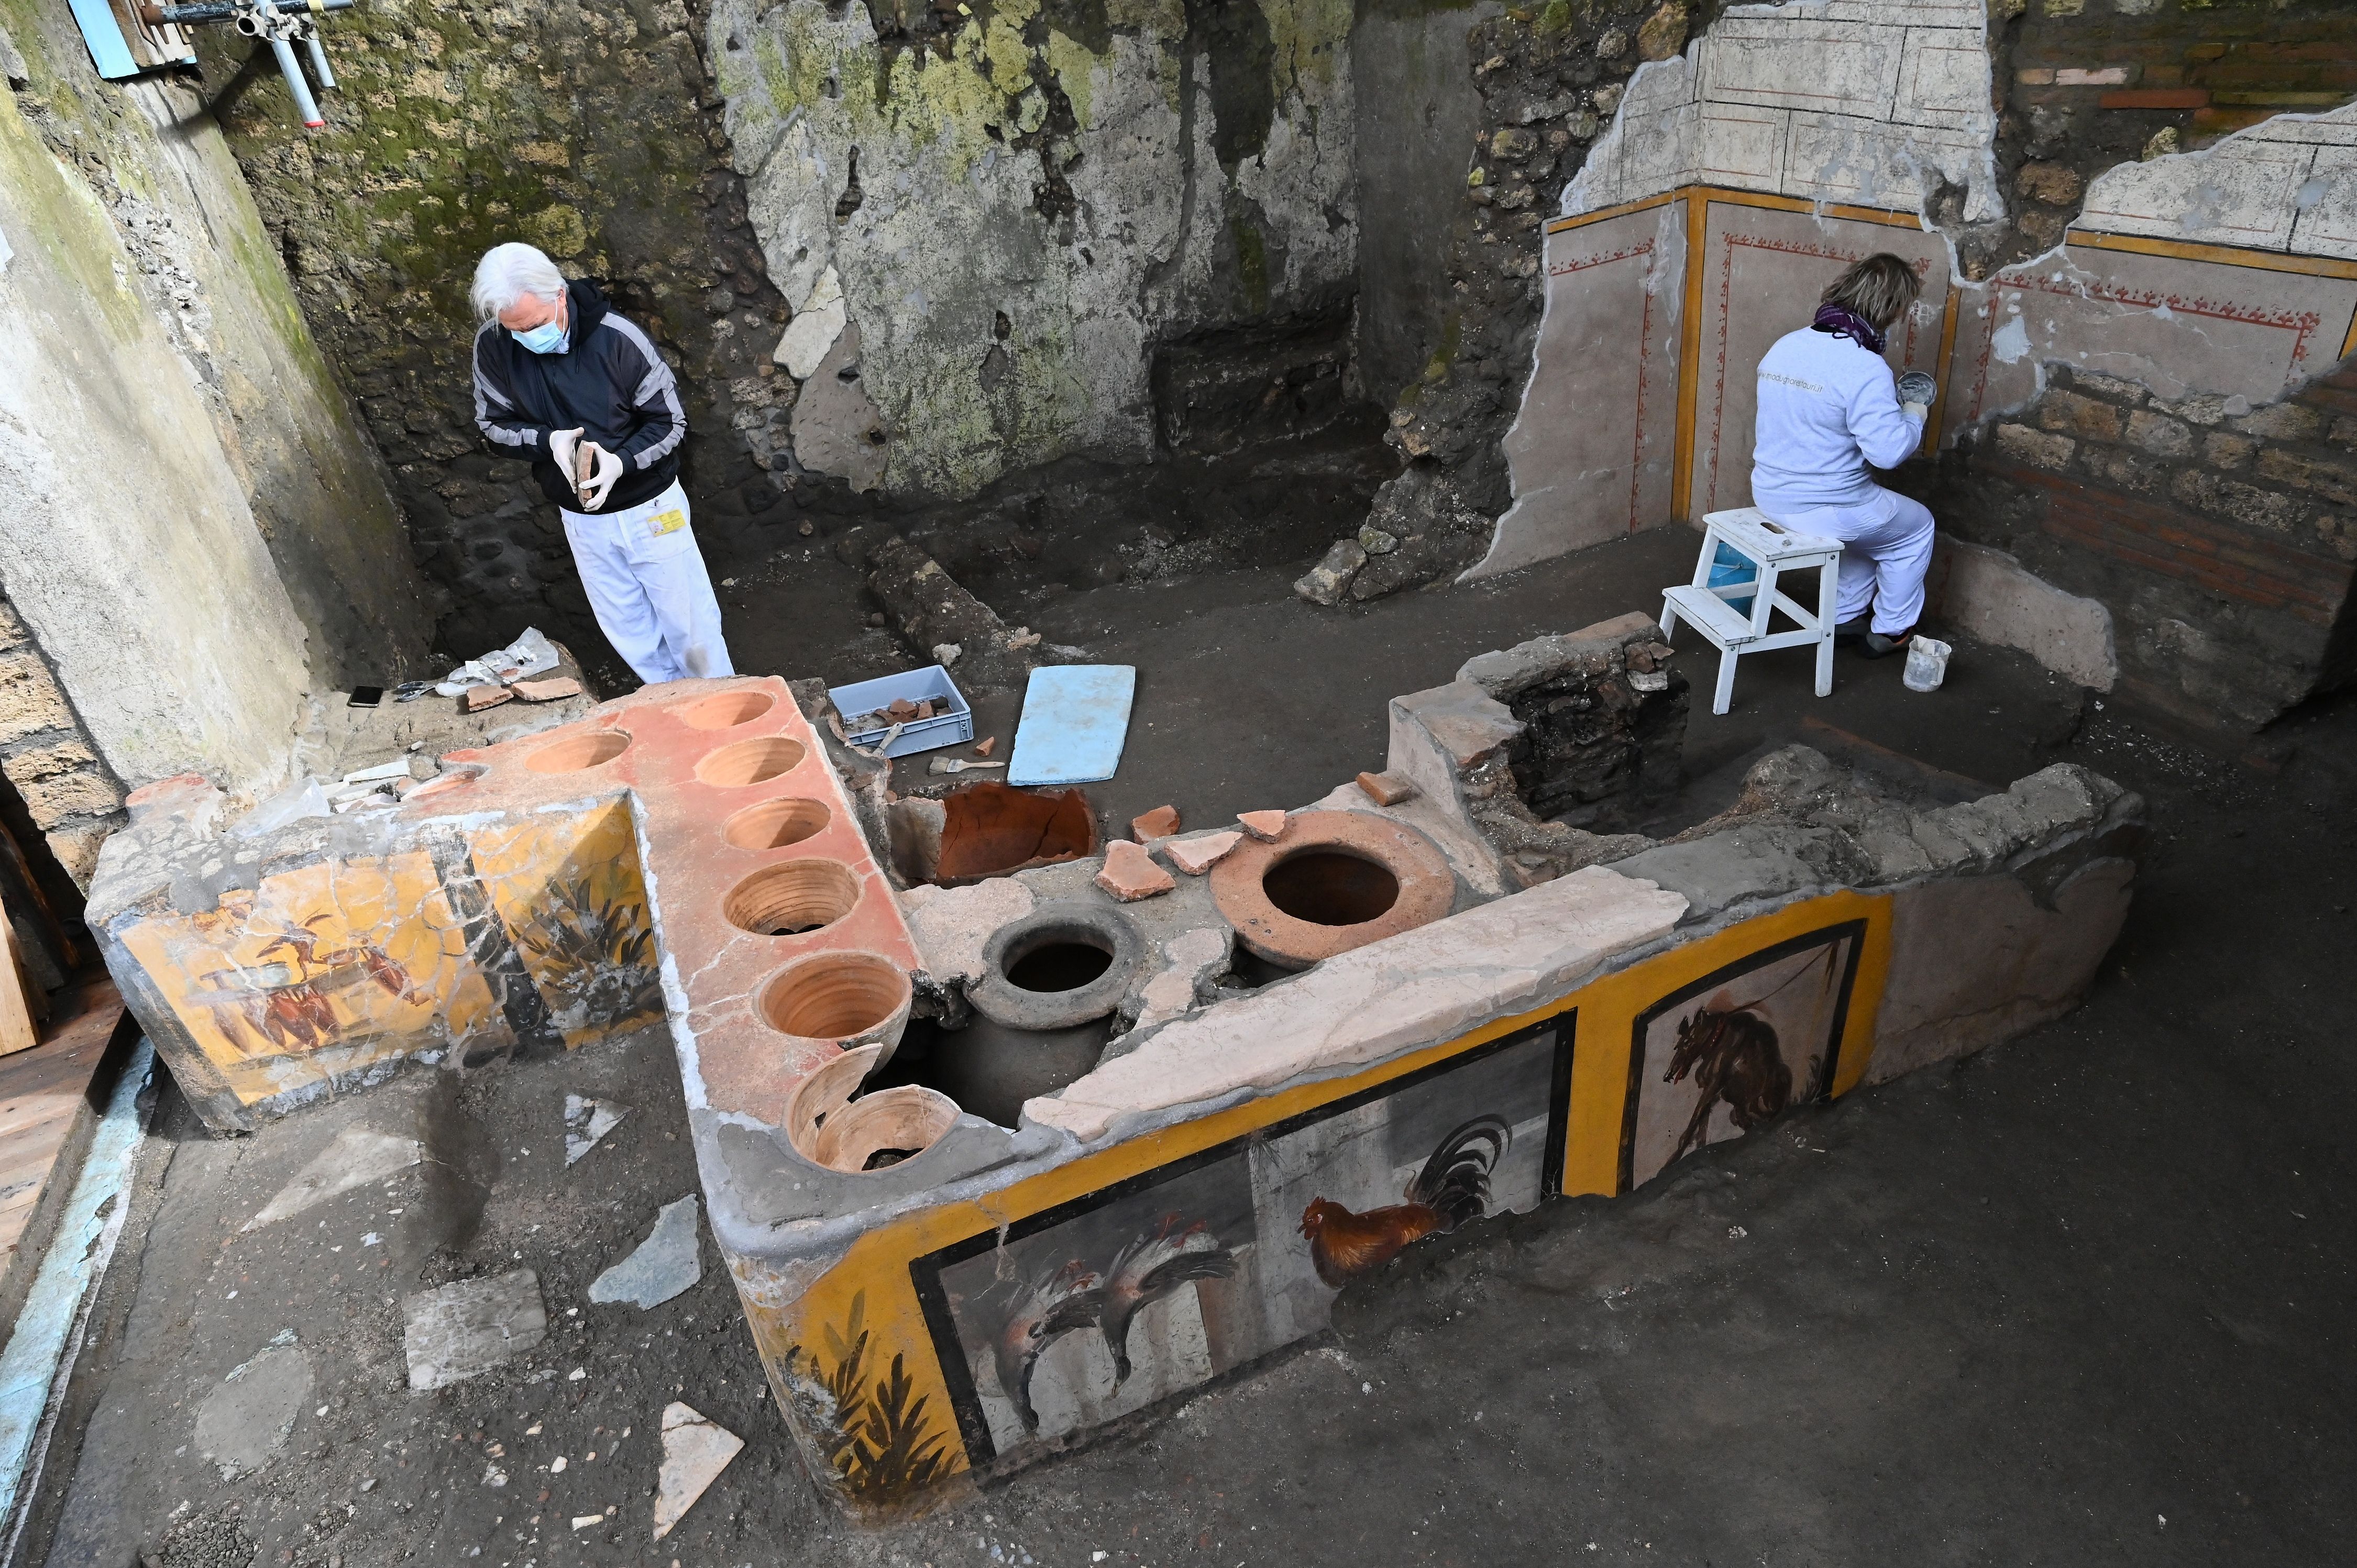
[648,508,687,538]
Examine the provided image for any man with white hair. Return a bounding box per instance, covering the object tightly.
[469,241,733,685]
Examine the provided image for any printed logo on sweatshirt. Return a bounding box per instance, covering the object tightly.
[1760,371,1826,394]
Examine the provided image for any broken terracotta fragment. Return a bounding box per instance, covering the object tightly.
[1166,831,1242,876]
[512,677,583,703]
[1095,838,1175,901]
[1238,809,1287,841]
[460,685,515,713]
[1355,770,1417,807]
[1129,804,1181,841]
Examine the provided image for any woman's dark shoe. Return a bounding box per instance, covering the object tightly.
[1859,626,1915,659]
[1833,616,1870,645]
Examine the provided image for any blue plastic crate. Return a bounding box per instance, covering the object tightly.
[1709,540,1758,615]
[827,665,975,757]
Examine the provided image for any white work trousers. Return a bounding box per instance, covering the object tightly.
[1764,486,1936,635]
[560,481,735,686]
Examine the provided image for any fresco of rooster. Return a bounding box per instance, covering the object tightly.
[1099,1216,1238,1386]
[1299,1114,1511,1288]
[985,1261,1104,1432]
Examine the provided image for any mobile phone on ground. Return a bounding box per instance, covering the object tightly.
[348,686,385,708]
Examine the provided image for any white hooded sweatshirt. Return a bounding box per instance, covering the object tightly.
[1749,326,1925,516]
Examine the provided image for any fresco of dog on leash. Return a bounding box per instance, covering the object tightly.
[1622,923,1865,1191]
[912,1023,1572,1466]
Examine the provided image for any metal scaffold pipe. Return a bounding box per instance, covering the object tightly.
[137,0,354,23]
[304,30,335,90]
[136,0,355,130]
[265,33,323,128]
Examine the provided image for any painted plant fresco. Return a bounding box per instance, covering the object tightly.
[474,801,664,1045]
[913,1022,1573,1469]
[778,1290,958,1506]
[1622,922,1864,1190]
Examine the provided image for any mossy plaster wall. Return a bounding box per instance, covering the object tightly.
[712,0,1360,499]
[0,0,420,796]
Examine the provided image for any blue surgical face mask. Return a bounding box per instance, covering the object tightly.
[513,318,569,355]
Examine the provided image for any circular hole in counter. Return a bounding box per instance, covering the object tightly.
[1262,848,1400,927]
[811,1087,957,1173]
[1005,940,1114,994]
[695,735,807,787]
[722,797,832,851]
[724,858,860,936]
[681,690,777,730]
[524,728,631,774]
[760,951,910,1041]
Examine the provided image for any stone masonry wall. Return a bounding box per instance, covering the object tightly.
[3,0,425,816]
[1340,0,1721,601]
[5,2,431,695]
[208,0,1370,671]
[0,599,127,889]
[709,0,1361,500]
[202,0,802,670]
[1931,360,2357,730]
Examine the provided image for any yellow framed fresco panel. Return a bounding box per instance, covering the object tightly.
[743,887,1898,1508]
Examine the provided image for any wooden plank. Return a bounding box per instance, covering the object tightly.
[0,898,38,1056]
[0,980,128,1291]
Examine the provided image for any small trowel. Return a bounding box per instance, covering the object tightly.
[927,757,1007,776]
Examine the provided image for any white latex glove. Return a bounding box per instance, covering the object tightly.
[548,427,585,498]
[1896,371,1937,417]
[579,441,624,510]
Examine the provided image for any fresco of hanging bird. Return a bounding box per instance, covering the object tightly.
[1100,1216,1238,1386]
[986,1260,1104,1432]
[1298,1114,1512,1288]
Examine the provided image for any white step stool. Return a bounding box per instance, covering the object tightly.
[1659,508,1843,716]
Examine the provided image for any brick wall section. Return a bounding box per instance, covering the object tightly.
[0,600,128,888]
[1928,363,2357,731]
[1989,1,2357,273]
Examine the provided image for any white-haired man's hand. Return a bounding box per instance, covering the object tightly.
[579,442,623,510]
[549,427,585,498]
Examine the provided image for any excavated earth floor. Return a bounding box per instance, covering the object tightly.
[24,531,2356,1567]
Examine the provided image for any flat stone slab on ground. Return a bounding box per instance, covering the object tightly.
[243,1127,422,1231]
[401,1269,548,1391]
[193,1332,311,1481]
[653,1401,743,1541]
[588,1196,703,1310]
[564,1095,629,1165]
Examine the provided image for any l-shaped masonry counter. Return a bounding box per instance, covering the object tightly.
[86,616,2143,1516]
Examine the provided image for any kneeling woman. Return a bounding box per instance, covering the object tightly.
[1751,253,1940,658]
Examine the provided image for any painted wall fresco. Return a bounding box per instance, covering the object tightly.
[913,1023,1569,1466]
[473,800,665,1046]
[745,892,1895,1514]
[107,800,658,1110]
[113,849,506,1108]
[1621,921,1863,1190]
